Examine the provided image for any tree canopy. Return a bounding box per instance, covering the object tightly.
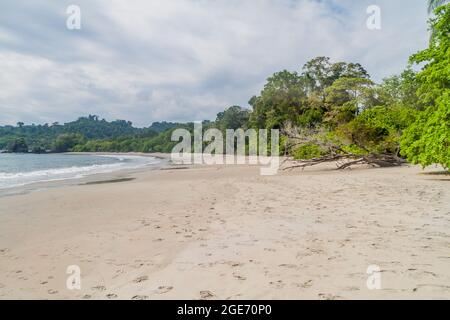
[400,4,450,169]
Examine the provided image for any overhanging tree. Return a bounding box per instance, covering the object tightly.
[400,4,450,170]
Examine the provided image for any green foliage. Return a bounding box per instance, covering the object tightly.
[0,116,186,154]
[292,144,326,160]
[400,5,450,169]
[323,101,359,128]
[53,134,85,152]
[72,125,192,153]
[302,56,369,93]
[335,104,419,155]
[400,92,450,169]
[356,105,418,132]
[249,57,372,131]
[428,0,449,13]
[0,115,153,152]
[324,77,375,108]
[148,121,181,133]
[61,115,138,139]
[249,70,308,129]
[215,106,250,131]
[409,5,450,105]
[31,146,46,154]
[296,108,323,127]
[6,138,28,153]
[336,118,388,154]
[291,5,449,168]
[378,68,423,110]
[144,127,188,153]
[340,144,369,156]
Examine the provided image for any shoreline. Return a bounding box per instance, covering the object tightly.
[0,163,449,299]
[1,151,447,198]
[65,152,174,160]
[0,153,173,197]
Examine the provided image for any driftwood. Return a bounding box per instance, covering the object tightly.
[282,153,405,171]
[281,123,405,171]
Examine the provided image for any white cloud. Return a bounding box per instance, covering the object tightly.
[0,0,429,126]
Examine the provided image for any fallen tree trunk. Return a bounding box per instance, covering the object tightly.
[280,123,407,171]
[282,153,405,171]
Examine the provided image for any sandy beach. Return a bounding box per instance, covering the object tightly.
[0,161,449,300]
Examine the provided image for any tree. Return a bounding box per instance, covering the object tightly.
[16,122,24,128]
[428,0,449,13]
[323,77,376,127]
[53,133,85,152]
[302,57,369,94]
[401,94,449,169]
[401,4,450,169]
[410,6,450,105]
[215,106,250,131]
[149,121,181,133]
[249,70,308,129]
[377,68,423,110]
[7,138,28,153]
[248,58,372,131]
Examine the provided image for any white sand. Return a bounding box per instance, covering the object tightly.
[0,162,449,299]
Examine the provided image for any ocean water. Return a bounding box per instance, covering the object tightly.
[0,153,163,190]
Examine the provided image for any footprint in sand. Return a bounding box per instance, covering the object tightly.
[131,262,145,269]
[293,280,313,289]
[132,295,149,300]
[106,293,118,299]
[233,273,246,281]
[47,289,58,295]
[133,276,149,283]
[278,263,297,269]
[154,286,173,294]
[269,280,284,289]
[318,293,342,300]
[200,291,215,300]
[344,286,360,291]
[92,285,106,291]
[83,294,92,299]
[226,293,242,300]
[139,219,151,227]
[229,262,244,267]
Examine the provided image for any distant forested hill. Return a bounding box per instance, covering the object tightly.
[0,115,149,151]
[148,121,182,133]
[0,115,191,153]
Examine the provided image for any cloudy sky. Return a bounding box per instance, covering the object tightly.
[0,0,429,127]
